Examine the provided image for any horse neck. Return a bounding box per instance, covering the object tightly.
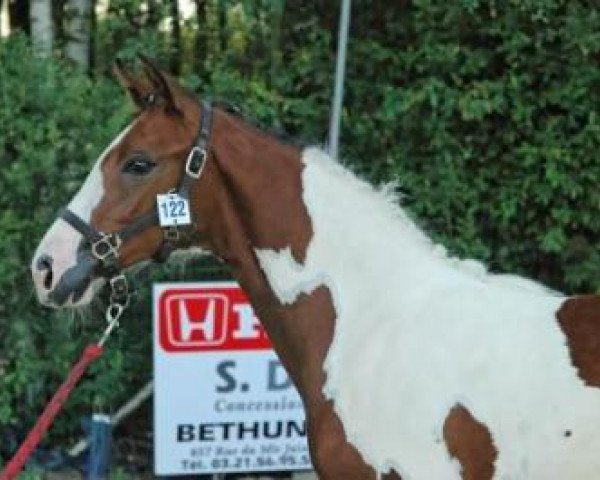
[194,111,326,398]
[209,110,311,256]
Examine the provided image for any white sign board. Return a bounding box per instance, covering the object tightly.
[153,282,312,475]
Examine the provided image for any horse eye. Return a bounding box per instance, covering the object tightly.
[122,156,156,175]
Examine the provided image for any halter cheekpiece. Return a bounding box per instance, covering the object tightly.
[51,100,213,320]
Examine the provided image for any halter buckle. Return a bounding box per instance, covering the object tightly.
[185,146,207,179]
[92,233,121,264]
[109,274,129,302]
[164,226,180,242]
[107,273,130,325]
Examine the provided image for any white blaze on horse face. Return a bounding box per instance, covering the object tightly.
[31,124,133,307]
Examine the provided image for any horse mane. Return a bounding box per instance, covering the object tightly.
[212,99,306,148]
[300,148,561,298]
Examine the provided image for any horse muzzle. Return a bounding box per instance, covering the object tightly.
[32,248,103,307]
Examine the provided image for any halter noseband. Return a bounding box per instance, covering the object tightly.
[49,100,213,319]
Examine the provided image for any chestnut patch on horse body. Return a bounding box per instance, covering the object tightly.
[443,404,497,480]
[210,111,313,263]
[557,295,600,388]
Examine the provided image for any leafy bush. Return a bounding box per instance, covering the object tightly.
[0,34,149,460]
[340,0,600,291]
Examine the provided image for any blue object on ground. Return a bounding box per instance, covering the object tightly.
[86,413,111,480]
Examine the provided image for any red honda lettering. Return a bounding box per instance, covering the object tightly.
[159,285,272,352]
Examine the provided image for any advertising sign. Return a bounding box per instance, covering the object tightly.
[153,282,312,475]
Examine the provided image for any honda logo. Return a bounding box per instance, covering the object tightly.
[158,284,271,352]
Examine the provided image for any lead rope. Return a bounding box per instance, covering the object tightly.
[0,297,127,480]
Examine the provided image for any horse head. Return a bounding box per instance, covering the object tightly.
[31,57,215,308]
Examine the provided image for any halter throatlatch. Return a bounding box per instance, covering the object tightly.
[50,100,213,320]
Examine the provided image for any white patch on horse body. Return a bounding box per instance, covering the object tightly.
[32,123,134,305]
[255,147,600,479]
[254,247,326,304]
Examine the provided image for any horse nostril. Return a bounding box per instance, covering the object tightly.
[36,254,54,290]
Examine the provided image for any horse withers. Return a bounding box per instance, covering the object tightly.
[31,59,600,479]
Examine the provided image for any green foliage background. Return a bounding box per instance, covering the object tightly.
[1,0,600,466]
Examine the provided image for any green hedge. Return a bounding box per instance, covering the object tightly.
[2,0,600,465]
[0,35,139,456]
[341,0,600,291]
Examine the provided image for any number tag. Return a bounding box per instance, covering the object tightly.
[156,193,192,227]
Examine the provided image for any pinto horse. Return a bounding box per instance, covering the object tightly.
[31,59,600,480]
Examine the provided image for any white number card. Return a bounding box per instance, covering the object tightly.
[156,193,192,227]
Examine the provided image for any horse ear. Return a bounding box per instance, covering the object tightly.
[137,54,180,115]
[112,58,148,109]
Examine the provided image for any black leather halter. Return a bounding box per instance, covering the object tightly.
[49,100,213,319]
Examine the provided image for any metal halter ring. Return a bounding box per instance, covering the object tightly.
[92,233,122,264]
[106,273,130,325]
[185,146,207,179]
[105,302,126,325]
[109,274,129,302]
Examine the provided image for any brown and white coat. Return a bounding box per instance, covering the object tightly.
[31,64,600,480]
